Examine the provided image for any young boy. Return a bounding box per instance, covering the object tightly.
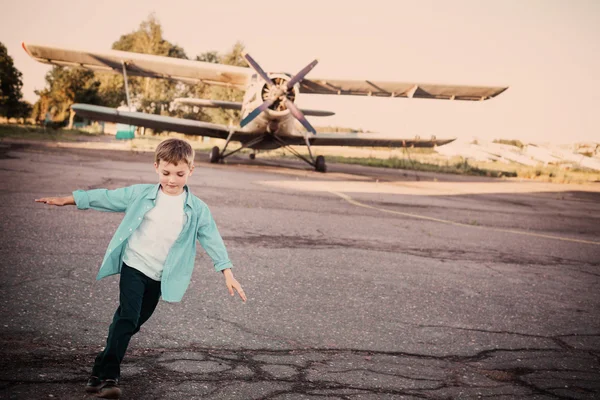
[35,138,245,399]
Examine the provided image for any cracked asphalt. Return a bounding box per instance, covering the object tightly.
[0,142,599,399]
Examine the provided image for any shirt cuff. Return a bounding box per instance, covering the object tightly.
[72,190,89,210]
[214,260,233,272]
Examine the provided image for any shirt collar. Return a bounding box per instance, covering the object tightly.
[147,184,161,200]
[147,184,194,208]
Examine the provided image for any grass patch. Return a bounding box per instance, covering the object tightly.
[324,155,517,178]
[0,123,103,141]
[2,123,598,183]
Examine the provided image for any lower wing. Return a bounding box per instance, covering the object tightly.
[72,104,238,139]
[72,104,453,148]
[306,133,455,148]
[174,98,335,117]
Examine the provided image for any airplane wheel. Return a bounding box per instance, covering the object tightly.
[315,155,327,173]
[209,146,220,163]
[249,153,256,160]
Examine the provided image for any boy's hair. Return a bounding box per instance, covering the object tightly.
[155,138,195,168]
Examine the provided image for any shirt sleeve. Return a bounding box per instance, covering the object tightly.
[72,186,136,213]
[196,207,233,272]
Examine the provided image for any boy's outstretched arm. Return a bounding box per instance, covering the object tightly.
[197,207,246,303]
[222,268,246,302]
[35,195,75,206]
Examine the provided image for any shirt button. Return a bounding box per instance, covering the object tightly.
[119,238,123,241]
[138,217,142,220]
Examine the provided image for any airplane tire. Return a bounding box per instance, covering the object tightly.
[315,155,327,173]
[209,146,220,163]
[249,153,256,160]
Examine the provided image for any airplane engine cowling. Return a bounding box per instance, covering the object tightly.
[261,73,299,118]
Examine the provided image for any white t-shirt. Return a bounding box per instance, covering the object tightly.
[123,189,186,280]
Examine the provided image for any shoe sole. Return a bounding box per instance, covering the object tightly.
[95,387,122,399]
[85,386,101,393]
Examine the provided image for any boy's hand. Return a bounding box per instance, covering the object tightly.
[223,269,246,302]
[35,196,75,206]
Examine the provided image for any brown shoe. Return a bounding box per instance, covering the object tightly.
[95,379,122,399]
[85,376,102,393]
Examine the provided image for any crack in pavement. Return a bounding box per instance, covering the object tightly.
[204,314,307,348]
[416,324,600,350]
[224,234,597,268]
[0,332,597,399]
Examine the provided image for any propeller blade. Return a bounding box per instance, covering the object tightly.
[242,53,275,86]
[286,59,319,89]
[240,99,275,127]
[285,98,316,134]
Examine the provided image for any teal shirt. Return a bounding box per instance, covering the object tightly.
[72,183,233,302]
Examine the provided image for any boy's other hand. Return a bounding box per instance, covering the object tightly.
[223,269,246,302]
[35,196,75,206]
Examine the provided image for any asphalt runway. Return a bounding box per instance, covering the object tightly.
[1,142,599,399]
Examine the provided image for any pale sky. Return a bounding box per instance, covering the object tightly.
[2,0,599,144]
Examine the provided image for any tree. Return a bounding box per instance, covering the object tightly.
[31,67,103,127]
[111,13,189,116]
[0,42,31,120]
[184,41,249,125]
[29,14,252,129]
[30,14,190,126]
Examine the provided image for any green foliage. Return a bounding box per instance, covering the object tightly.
[196,51,219,64]
[111,13,188,116]
[182,41,249,125]
[0,42,31,119]
[0,122,102,140]
[493,139,524,148]
[324,155,518,178]
[30,14,250,126]
[219,41,249,68]
[32,67,104,124]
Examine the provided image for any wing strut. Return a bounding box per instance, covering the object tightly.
[303,134,315,163]
[121,61,132,111]
[220,126,236,156]
[270,134,326,172]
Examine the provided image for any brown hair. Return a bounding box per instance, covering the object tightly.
[155,138,195,168]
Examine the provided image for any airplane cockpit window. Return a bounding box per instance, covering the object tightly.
[251,74,257,82]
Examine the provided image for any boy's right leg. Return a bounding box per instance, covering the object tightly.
[91,264,148,381]
[132,278,161,335]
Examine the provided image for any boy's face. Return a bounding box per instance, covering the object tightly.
[154,160,194,196]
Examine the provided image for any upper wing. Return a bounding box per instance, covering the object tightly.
[299,78,507,101]
[22,43,252,87]
[306,132,455,148]
[71,104,243,139]
[24,43,506,100]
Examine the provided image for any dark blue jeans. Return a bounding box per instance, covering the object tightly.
[92,263,161,380]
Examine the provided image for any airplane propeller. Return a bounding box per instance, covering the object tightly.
[240,53,318,134]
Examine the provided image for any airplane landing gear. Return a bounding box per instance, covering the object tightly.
[315,155,326,173]
[209,146,220,163]
[207,135,267,165]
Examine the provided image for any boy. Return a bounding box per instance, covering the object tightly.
[35,138,245,399]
